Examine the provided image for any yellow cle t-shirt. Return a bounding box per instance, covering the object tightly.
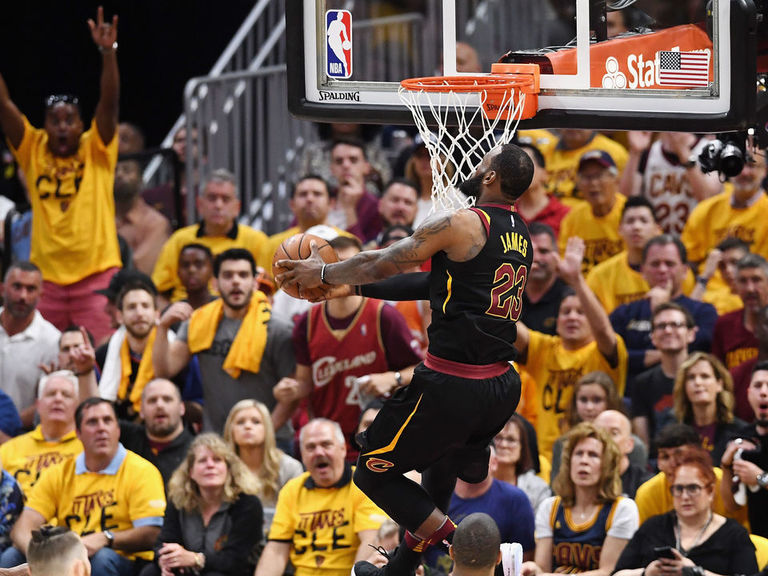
[545,135,629,205]
[522,331,628,460]
[681,187,768,265]
[558,194,626,275]
[10,116,121,285]
[25,445,166,560]
[586,251,697,313]
[268,468,386,576]
[0,427,83,497]
[152,223,268,301]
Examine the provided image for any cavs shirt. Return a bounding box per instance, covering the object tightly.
[0,427,82,496]
[587,251,697,313]
[682,186,768,265]
[268,466,385,576]
[536,496,638,573]
[25,444,165,560]
[152,222,267,301]
[306,298,389,449]
[522,331,628,459]
[545,135,629,205]
[558,195,626,275]
[10,116,120,284]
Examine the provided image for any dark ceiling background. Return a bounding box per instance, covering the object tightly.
[0,0,256,147]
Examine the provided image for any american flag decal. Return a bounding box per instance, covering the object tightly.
[657,51,710,87]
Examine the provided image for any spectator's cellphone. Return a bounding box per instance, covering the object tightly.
[653,546,676,559]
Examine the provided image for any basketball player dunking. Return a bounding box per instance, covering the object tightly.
[277,143,534,576]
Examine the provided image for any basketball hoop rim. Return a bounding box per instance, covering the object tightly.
[400,74,535,95]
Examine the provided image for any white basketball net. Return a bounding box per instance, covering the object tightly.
[399,83,527,214]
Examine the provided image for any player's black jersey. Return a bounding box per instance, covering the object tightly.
[428,204,533,364]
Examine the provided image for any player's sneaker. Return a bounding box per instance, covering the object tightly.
[496,542,523,576]
[352,545,420,576]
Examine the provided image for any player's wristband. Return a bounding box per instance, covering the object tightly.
[321,264,330,285]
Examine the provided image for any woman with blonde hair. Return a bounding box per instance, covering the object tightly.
[223,400,303,527]
[672,352,745,466]
[141,433,263,576]
[521,422,639,576]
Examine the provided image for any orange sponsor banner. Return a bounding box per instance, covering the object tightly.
[545,24,713,89]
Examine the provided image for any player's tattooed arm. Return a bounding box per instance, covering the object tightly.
[325,216,451,284]
[324,214,456,285]
[277,208,485,290]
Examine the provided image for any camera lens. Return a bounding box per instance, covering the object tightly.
[719,143,745,177]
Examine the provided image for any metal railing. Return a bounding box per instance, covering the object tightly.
[152,0,570,231]
[142,0,286,192]
[181,10,433,235]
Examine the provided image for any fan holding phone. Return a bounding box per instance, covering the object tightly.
[613,447,757,576]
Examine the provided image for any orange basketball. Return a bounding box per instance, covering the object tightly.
[272,233,338,299]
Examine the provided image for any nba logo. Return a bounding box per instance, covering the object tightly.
[326,10,352,79]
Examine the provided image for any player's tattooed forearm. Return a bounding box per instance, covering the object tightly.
[328,215,453,283]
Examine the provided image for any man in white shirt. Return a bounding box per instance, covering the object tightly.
[0,262,60,429]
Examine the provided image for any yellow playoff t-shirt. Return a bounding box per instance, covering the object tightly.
[25,446,166,560]
[586,251,697,313]
[268,469,386,576]
[152,223,268,301]
[10,117,121,285]
[558,194,626,275]
[0,427,82,496]
[522,331,628,459]
[682,187,768,265]
[545,135,629,205]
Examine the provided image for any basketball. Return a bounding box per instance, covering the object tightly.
[272,233,338,299]
[342,40,352,50]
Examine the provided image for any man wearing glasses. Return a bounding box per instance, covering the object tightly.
[634,423,749,528]
[0,7,121,344]
[630,302,697,454]
[609,234,717,376]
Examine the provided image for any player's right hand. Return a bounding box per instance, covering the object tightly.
[158,302,193,329]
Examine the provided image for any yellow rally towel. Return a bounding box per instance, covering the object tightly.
[119,327,158,414]
[187,291,271,378]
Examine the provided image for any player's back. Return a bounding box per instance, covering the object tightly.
[428,204,533,365]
